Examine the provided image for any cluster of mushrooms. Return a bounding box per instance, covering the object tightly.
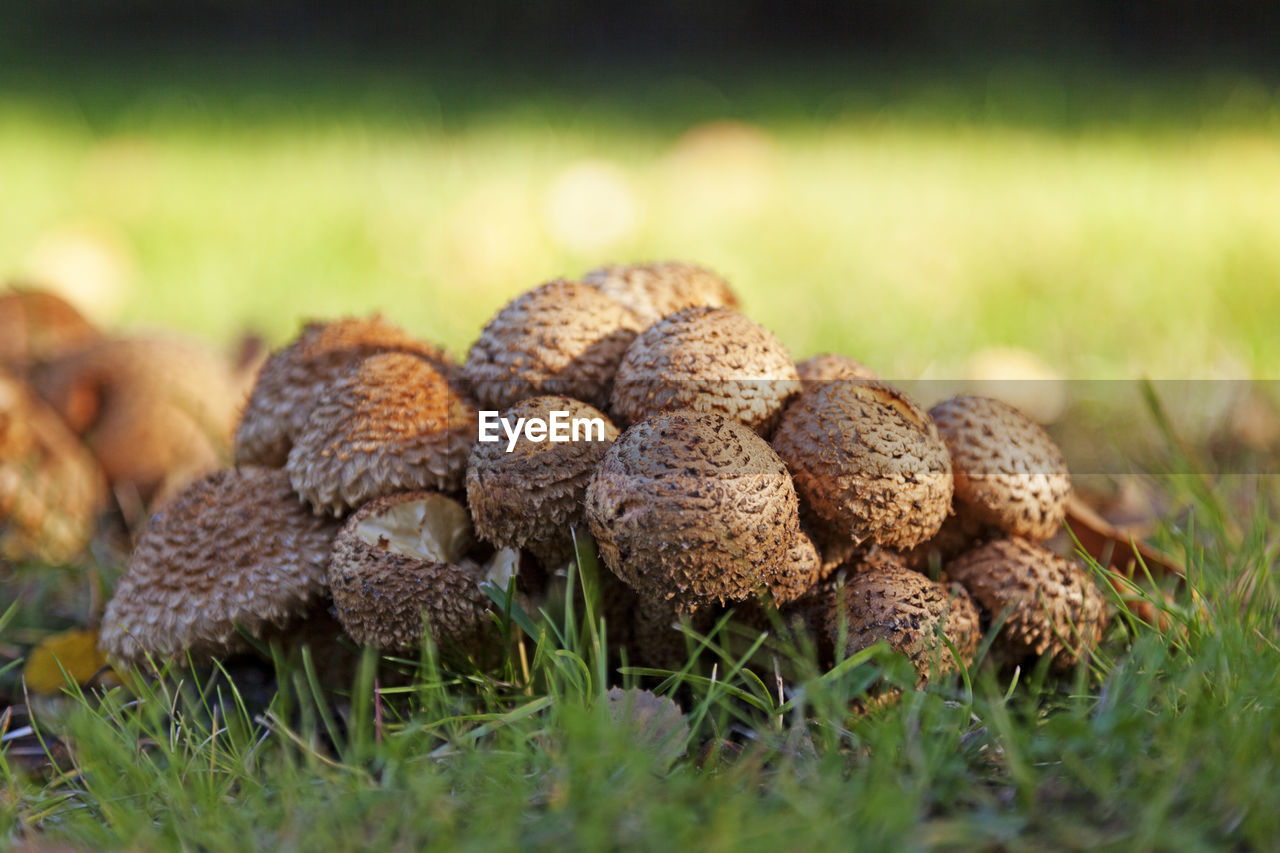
[1,288,251,566]
[84,261,1108,690]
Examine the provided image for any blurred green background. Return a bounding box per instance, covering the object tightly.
[2,4,1279,379]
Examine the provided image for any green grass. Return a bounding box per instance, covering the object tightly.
[2,469,1277,851]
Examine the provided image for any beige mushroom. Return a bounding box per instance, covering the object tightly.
[582,260,739,324]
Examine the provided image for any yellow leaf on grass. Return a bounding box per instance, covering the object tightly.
[22,629,115,695]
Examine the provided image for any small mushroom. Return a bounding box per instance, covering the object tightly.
[895,512,995,573]
[99,467,339,667]
[946,537,1107,670]
[466,395,618,568]
[287,352,478,516]
[463,279,644,411]
[825,562,981,687]
[585,410,800,612]
[582,260,739,324]
[610,306,800,434]
[327,491,503,659]
[929,395,1071,541]
[235,316,453,468]
[0,285,98,372]
[763,529,823,607]
[772,379,953,551]
[0,371,106,563]
[796,353,878,383]
[31,336,241,503]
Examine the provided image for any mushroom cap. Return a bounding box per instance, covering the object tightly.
[796,353,878,383]
[610,306,800,434]
[581,260,739,324]
[0,371,107,563]
[235,316,453,468]
[463,279,644,411]
[585,410,800,611]
[327,491,500,657]
[287,353,477,515]
[466,395,618,568]
[946,537,1107,670]
[0,286,98,372]
[929,395,1072,541]
[762,529,823,607]
[825,563,981,686]
[99,467,339,666]
[771,379,953,551]
[31,336,241,503]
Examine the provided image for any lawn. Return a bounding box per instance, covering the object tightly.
[2,52,1279,851]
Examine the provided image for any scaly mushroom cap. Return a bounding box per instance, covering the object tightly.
[763,529,823,607]
[796,353,878,383]
[235,316,453,468]
[946,537,1107,670]
[466,395,618,568]
[771,379,952,551]
[582,260,739,324]
[99,467,339,666]
[463,279,644,411]
[929,395,1072,541]
[0,286,98,372]
[610,306,800,434]
[287,353,478,516]
[585,411,800,611]
[32,336,242,503]
[327,492,502,657]
[0,372,106,563]
[825,563,981,686]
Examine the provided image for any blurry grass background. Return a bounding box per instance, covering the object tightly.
[3,50,1280,379]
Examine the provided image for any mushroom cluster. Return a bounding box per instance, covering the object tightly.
[1,284,255,565]
[93,261,1110,692]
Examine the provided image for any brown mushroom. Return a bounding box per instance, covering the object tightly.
[585,410,799,612]
[796,353,878,383]
[462,279,644,411]
[610,306,800,434]
[581,260,739,324]
[287,353,478,516]
[0,371,106,563]
[99,467,339,667]
[929,395,1072,541]
[327,491,504,660]
[0,285,98,372]
[466,395,618,568]
[947,537,1107,670]
[772,379,953,551]
[234,316,453,468]
[31,336,239,504]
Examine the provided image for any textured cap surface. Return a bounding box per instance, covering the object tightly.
[947,537,1107,670]
[235,316,452,468]
[929,395,1071,541]
[582,261,739,324]
[466,395,618,568]
[772,379,953,551]
[327,491,499,657]
[796,353,879,383]
[99,467,339,666]
[463,279,644,411]
[287,353,478,515]
[610,306,800,434]
[32,336,240,502]
[825,562,981,686]
[585,410,799,611]
[0,371,106,563]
